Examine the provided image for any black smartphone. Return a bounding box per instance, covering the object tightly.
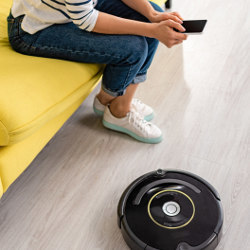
[174,20,207,34]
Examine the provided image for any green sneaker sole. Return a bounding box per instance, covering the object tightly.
[93,106,105,116]
[102,120,162,144]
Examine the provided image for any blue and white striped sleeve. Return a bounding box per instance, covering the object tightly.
[65,0,99,32]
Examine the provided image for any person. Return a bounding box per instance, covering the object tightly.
[7,0,187,144]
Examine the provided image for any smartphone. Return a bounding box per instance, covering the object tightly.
[174,20,207,34]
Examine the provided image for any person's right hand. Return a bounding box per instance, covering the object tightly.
[153,19,188,48]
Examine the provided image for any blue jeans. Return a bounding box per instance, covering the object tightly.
[8,0,163,96]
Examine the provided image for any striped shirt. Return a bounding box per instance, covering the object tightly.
[11,0,99,34]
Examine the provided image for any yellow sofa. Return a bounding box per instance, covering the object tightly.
[0,0,166,199]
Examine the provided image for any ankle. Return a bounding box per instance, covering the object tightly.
[96,94,108,106]
[96,91,115,106]
[109,103,129,118]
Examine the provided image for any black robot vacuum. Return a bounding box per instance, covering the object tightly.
[118,169,223,250]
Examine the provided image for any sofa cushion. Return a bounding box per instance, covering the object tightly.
[0,0,104,146]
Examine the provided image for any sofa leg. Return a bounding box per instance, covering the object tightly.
[165,0,171,9]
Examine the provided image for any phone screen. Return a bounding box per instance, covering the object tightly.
[175,20,207,33]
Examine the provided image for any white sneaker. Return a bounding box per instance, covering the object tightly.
[93,96,106,116]
[93,96,154,121]
[102,106,162,144]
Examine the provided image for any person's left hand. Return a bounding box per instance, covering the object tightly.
[150,11,184,24]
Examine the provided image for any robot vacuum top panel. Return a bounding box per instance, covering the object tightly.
[118,169,223,250]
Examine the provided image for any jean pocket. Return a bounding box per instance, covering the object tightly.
[7,15,19,39]
[7,14,25,37]
[7,22,15,39]
[7,15,14,34]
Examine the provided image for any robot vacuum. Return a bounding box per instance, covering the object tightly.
[118,169,223,250]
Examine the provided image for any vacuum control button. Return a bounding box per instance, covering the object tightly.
[162,202,180,216]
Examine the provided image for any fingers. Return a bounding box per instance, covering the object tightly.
[155,11,184,24]
[174,32,188,40]
[173,39,183,45]
[168,14,183,24]
[158,13,182,24]
[165,40,182,48]
[158,20,187,48]
[171,12,184,21]
[166,19,185,32]
[171,39,183,46]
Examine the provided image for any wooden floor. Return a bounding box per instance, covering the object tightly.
[1,0,249,249]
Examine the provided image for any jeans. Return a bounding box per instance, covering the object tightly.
[7,0,163,96]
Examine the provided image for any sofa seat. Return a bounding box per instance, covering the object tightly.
[0,49,103,145]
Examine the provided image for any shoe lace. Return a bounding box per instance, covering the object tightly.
[132,98,143,108]
[127,110,151,135]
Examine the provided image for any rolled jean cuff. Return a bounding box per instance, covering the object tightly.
[101,83,126,97]
[131,73,147,84]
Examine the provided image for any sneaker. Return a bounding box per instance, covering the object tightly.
[93,96,105,116]
[102,106,162,144]
[93,96,154,121]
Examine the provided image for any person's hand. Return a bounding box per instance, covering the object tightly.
[150,11,184,24]
[152,19,187,48]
